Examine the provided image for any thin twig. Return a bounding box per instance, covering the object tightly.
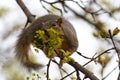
[76,51,97,64]
[76,51,93,59]
[102,65,118,80]
[47,59,52,80]
[83,47,114,66]
[52,59,68,78]
[60,71,76,80]
[64,4,98,27]
[40,0,63,15]
[108,30,120,80]
[108,30,119,55]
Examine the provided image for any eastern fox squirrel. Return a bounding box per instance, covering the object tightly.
[15,14,78,70]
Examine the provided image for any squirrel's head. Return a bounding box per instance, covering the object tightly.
[42,18,64,36]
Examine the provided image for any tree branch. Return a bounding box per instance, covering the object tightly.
[16,0,35,23]
[68,61,99,80]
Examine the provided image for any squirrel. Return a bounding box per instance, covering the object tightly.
[15,14,78,70]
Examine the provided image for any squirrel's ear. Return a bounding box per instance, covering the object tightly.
[57,18,62,27]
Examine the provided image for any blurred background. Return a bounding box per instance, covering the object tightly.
[0,0,120,80]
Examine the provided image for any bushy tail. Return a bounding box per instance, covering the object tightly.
[15,30,42,70]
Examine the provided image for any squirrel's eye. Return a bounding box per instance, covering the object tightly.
[51,23,56,26]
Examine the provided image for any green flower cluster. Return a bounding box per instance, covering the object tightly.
[33,27,63,58]
[46,28,63,57]
[60,49,74,63]
[33,30,45,48]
